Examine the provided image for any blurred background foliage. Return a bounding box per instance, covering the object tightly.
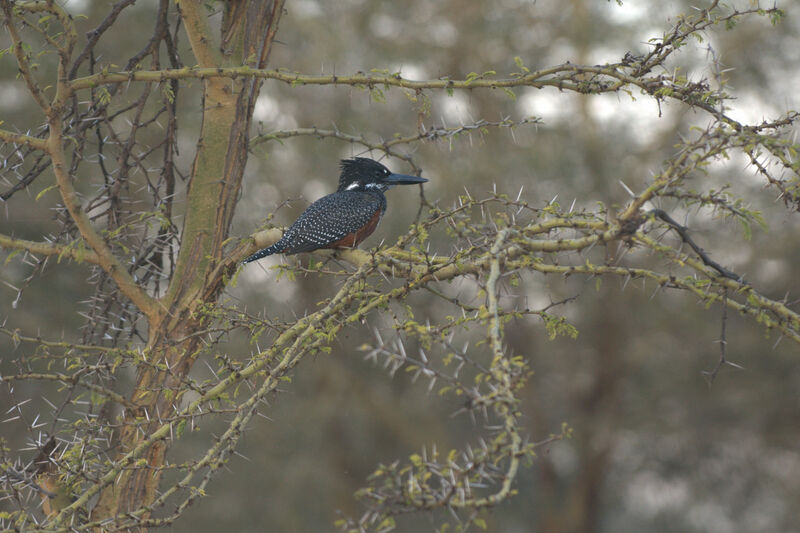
[2,0,799,532]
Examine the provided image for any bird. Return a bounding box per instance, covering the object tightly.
[243,157,427,263]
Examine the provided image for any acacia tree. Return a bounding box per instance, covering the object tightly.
[0,1,798,531]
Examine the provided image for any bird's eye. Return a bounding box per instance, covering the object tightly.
[384,169,389,174]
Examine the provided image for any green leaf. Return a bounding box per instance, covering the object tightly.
[175,418,187,439]
[97,86,112,105]
[4,249,22,264]
[501,87,516,100]
[161,83,175,103]
[35,184,57,201]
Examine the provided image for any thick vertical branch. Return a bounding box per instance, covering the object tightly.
[90,1,285,526]
[484,229,523,505]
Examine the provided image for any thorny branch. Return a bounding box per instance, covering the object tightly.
[4,183,799,530]
[250,118,542,175]
[0,1,798,532]
[647,209,742,281]
[702,288,743,384]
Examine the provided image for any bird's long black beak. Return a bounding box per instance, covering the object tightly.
[383,173,428,186]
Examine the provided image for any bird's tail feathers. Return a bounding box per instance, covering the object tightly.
[242,242,283,263]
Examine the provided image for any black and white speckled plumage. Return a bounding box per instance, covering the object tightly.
[243,190,385,261]
[243,158,426,263]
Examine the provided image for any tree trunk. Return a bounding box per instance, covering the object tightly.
[90,1,284,526]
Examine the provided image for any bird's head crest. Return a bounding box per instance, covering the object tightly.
[338,157,427,192]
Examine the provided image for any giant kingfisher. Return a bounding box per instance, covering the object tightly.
[243,157,427,263]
